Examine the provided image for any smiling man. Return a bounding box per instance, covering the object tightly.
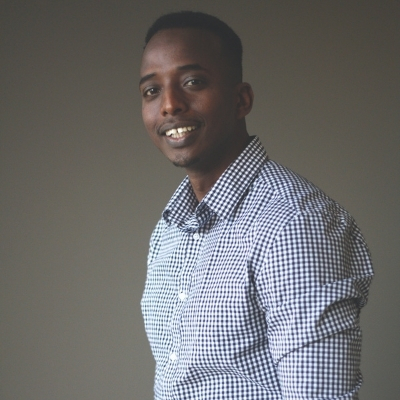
[139,17,253,200]
[140,11,373,400]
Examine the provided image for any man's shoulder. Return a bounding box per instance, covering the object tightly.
[243,159,355,239]
[253,159,335,213]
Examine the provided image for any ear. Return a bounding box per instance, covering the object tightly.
[235,82,254,120]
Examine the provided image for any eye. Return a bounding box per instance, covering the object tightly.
[143,87,160,97]
[184,78,204,87]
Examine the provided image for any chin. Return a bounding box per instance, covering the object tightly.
[171,155,200,169]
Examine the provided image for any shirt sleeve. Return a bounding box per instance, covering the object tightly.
[255,207,373,399]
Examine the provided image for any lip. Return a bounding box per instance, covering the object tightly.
[165,125,197,137]
[158,120,202,136]
[164,127,200,148]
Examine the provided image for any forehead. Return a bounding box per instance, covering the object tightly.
[140,28,224,75]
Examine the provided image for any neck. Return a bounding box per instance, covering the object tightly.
[187,170,222,202]
[187,133,251,202]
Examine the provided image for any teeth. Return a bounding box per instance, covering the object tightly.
[165,125,197,138]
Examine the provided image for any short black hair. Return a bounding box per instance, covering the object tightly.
[144,11,243,82]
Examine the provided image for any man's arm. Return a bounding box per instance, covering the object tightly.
[255,208,373,399]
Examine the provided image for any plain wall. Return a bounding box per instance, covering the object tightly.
[1,1,399,399]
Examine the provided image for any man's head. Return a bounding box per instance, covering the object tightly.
[144,11,243,84]
[140,12,253,178]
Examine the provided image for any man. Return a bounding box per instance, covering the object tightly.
[140,11,373,400]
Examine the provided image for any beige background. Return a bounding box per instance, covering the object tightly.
[1,1,399,399]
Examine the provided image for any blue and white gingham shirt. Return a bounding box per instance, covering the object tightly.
[141,136,373,399]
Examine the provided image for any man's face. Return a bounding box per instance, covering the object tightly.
[140,28,249,173]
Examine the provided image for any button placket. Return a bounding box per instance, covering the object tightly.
[178,291,188,301]
[169,229,204,370]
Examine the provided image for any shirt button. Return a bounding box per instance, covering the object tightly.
[193,232,200,240]
[169,352,177,361]
[178,292,187,301]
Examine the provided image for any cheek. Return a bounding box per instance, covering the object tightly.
[142,104,157,134]
[206,90,235,115]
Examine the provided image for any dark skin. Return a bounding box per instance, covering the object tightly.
[140,28,254,201]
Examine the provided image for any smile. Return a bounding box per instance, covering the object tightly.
[165,125,197,138]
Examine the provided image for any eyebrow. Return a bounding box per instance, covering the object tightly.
[177,63,206,72]
[139,64,207,86]
[139,73,155,86]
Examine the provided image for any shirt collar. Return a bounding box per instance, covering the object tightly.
[162,136,268,228]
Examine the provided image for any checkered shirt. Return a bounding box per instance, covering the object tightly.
[141,136,373,399]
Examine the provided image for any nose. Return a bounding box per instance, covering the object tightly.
[161,86,188,116]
